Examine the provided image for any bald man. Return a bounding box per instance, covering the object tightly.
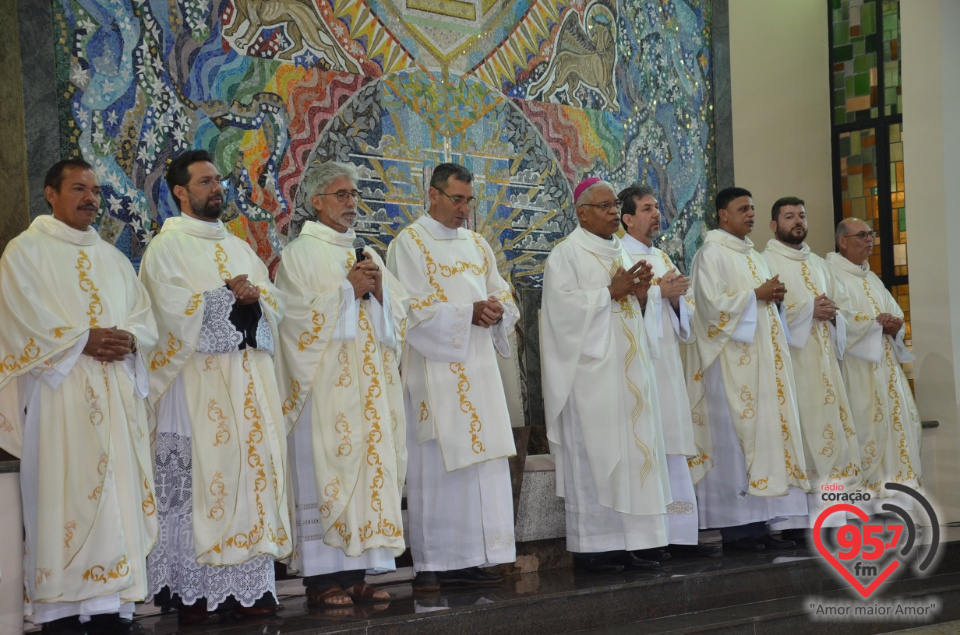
[541,177,670,573]
[825,217,922,498]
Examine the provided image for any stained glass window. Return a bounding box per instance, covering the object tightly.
[830,0,910,358]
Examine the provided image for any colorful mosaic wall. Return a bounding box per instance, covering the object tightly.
[52,0,715,278]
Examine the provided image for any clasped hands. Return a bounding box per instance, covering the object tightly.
[473,296,505,328]
[755,275,787,304]
[347,255,383,303]
[225,274,261,306]
[609,260,654,302]
[83,326,137,362]
[877,312,904,336]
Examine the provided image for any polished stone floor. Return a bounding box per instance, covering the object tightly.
[31,546,806,633]
[23,527,958,634]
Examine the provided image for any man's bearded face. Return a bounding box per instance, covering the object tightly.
[624,194,661,245]
[184,161,224,220]
[774,204,808,245]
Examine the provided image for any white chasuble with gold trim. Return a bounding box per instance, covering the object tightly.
[689,230,810,496]
[762,240,862,491]
[140,215,291,566]
[541,227,671,517]
[275,221,408,561]
[386,215,518,471]
[621,233,698,457]
[825,252,922,496]
[0,215,159,607]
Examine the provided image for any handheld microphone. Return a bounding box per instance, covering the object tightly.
[353,236,371,300]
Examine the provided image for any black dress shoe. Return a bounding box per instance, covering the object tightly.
[616,552,660,570]
[574,556,625,574]
[413,570,442,592]
[436,566,503,586]
[758,533,797,550]
[723,537,765,552]
[41,616,86,634]
[86,614,144,635]
[667,543,722,558]
[633,547,671,561]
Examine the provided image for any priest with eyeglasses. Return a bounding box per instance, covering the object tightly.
[275,161,410,608]
[540,177,672,573]
[826,217,922,499]
[387,163,519,591]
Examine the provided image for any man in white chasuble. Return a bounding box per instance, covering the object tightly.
[0,160,158,635]
[140,151,290,624]
[618,184,719,560]
[761,198,862,541]
[826,217,922,500]
[541,177,670,574]
[687,187,810,552]
[386,163,518,591]
[275,162,408,608]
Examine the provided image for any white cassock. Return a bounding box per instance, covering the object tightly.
[688,230,809,530]
[274,221,408,576]
[386,214,518,572]
[0,215,158,624]
[621,233,698,545]
[541,227,671,553]
[825,252,922,499]
[140,215,291,609]
[762,240,863,528]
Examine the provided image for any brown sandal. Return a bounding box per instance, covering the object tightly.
[306,586,354,608]
[344,582,392,603]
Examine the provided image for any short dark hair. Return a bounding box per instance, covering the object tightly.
[430,163,473,190]
[44,159,94,192]
[618,184,656,230]
[715,187,752,212]
[166,150,215,209]
[771,196,805,221]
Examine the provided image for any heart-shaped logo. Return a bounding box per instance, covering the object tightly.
[813,503,901,598]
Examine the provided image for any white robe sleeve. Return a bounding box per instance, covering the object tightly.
[35,333,89,391]
[731,292,759,344]
[670,294,692,342]
[785,299,814,349]
[369,281,399,352]
[643,285,662,360]
[332,279,359,342]
[846,320,883,363]
[892,323,916,363]
[829,312,847,361]
[405,302,472,363]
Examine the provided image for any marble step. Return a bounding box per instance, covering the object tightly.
[577,576,960,634]
[262,542,960,635]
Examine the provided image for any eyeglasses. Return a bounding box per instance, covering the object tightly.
[435,188,478,210]
[316,189,361,202]
[845,230,876,239]
[578,200,623,212]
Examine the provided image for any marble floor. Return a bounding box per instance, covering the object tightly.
[23,526,960,634]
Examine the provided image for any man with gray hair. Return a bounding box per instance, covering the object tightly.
[275,161,410,607]
[541,177,670,573]
[826,217,921,499]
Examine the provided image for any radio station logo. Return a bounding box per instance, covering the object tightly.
[813,483,940,600]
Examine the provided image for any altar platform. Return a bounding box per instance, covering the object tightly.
[78,535,960,635]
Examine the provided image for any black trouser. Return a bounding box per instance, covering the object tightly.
[719,521,767,542]
[303,569,366,590]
